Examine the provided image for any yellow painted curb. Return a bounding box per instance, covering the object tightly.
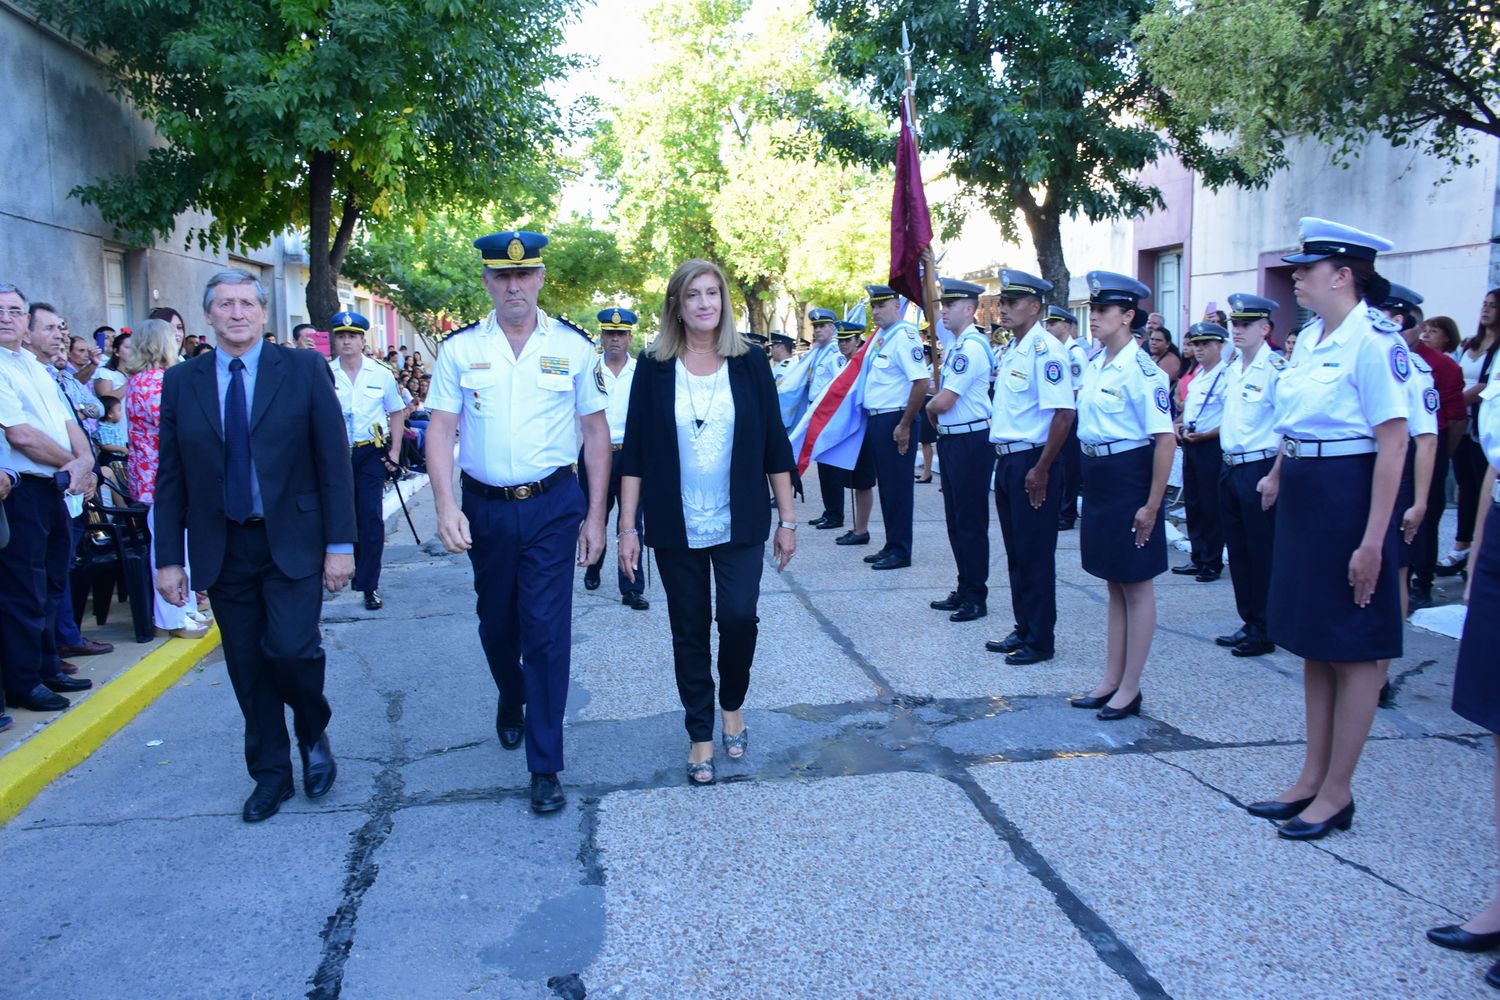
[0,625,221,827]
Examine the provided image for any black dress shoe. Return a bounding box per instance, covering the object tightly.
[583,572,600,591]
[363,590,383,610]
[299,734,337,799]
[1097,692,1143,720]
[1244,796,1314,820]
[930,591,963,611]
[1005,644,1052,665]
[1427,925,1500,953]
[8,685,69,712]
[870,553,911,570]
[1215,628,1248,648]
[814,517,844,530]
[862,549,888,563]
[43,675,93,693]
[807,515,827,529]
[530,772,565,814]
[1171,562,1202,575]
[1278,801,1354,840]
[496,702,524,750]
[950,602,987,623]
[622,592,650,610]
[1056,517,1076,531]
[1195,569,1222,583]
[1407,586,1433,613]
[242,781,294,823]
[985,631,1024,654]
[1231,638,1276,657]
[1486,960,1500,990]
[1070,690,1117,709]
[836,531,870,546]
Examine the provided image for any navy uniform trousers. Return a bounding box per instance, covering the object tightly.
[867,410,916,559]
[1409,444,1450,591]
[1182,437,1225,572]
[817,462,846,522]
[351,444,387,593]
[577,447,644,596]
[1057,423,1082,527]
[1218,457,1276,643]
[0,478,70,700]
[994,447,1063,653]
[462,472,584,775]
[936,428,992,606]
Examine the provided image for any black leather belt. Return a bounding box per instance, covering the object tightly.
[461,467,572,501]
[19,472,60,485]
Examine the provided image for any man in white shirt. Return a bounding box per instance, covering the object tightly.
[580,307,647,610]
[329,311,406,611]
[1046,306,1087,530]
[1174,323,1232,582]
[860,284,929,570]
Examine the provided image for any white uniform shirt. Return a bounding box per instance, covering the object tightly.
[426,309,607,486]
[1274,306,1408,440]
[807,341,842,399]
[1220,342,1285,455]
[1076,338,1173,446]
[1061,337,1089,391]
[937,326,995,427]
[1406,353,1439,438]
[0,345,76,475]
[1181,357,1230,433]
[990,323,1076,444]
[597,355,636,446]
[862,321,927,411]
[331,356,405,445]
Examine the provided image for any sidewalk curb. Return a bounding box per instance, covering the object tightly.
[0,626,221,827]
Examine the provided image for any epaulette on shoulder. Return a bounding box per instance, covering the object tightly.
[1268,352,1287,371]
[434,321,479,346]
[372,357,395,374]
[1367,307,1401,335]
[1135,350,1160,376]
[1411,352,1433,374]
[554,315,593,342]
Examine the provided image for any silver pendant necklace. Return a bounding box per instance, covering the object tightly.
[686,363,722,438]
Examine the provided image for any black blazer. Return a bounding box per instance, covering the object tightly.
[153,343,357,589]
[619,346,795,550]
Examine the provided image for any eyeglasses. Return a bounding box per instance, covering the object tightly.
[0,308,25,319]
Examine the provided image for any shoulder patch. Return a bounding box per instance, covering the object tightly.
[911,344,925,363]
[1268,352,1287,371]
[1423,386,1439,414]
[1070,362,1082,379]
[952,353,969,374]
[1390,344,1411,383]
[554,315,593,341]
[1154,386,1170,413]
[434,320,479,346]
[593,359,606,394]
[1043,359,1064,384]
[1135,351,1159,376]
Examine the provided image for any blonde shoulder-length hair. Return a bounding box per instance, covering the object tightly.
[122,318,179,375]
[649,259,747,361]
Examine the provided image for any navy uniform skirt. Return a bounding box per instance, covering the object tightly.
[1080,446,1166,583]
[918,395,939,445]
[1268,453,1402,662]
[1454,499,1500,732]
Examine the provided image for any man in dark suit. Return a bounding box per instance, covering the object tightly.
[154,269,356,823]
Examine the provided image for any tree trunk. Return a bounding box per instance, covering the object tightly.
[1016,189,1070,309]
[304,150,361,329]
[738,276,776,335]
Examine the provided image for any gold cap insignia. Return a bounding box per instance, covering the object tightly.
[610,309,622,324]
[506,237,525,261]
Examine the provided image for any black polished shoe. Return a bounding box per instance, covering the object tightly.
[43,675,93,693]
[1215,628,1248,648]
[931,591,963,611]
[1005,645,1053,665]
[1195,569,1222,583]
[985,631,1024,654]
[1486,960,1500,990]
[1069,690,1117,710]
[7,685,69,712]
[1427,925,1500,953]
[1231,638,1276,657]
[862,548,889,563]
[363,590,383,610]
[1097,692,1143,721]
[299,734,337,799]
[242,781,294,823]
[870,553,911,570]
[1407,586,1433,613]
[1170,562,1202,575]
[1244,796,1314,820]
[1278,801,1354,840]
[807,514,827,529]
[1056,517,1076,531]
[530,772,566,814]
[950,602,987,623]
[814,517,844,530]
[496,702,524,751]
[583,571,601,591]
[836,531,870,546]
[622,592,650,610]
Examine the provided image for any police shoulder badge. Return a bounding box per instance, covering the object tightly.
[1390,344,1411,382]
[952,353,969,374]
[911,345,924,362]
[1043,359,1063,385]
[1070,362,1082,378]
[593,359,606,393]
[1154,386,1170,413]
[1423,387,1439,413]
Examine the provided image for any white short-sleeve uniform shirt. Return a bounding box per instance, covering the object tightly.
[989,323,1076,444]
[937,325,995,427]
[331,356,405,445]
[862,321,927,411]
[1220,342,1286,456]
[1076,339,1173,446]
[1273,306,1408,441]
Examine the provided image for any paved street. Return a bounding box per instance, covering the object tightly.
[0,472,1491,999]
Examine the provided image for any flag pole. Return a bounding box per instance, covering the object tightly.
[899,21,944,393]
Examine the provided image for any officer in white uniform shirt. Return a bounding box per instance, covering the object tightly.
[1046,305,1088,530]
[1216,294,1285,657]
[329,311,406,611]
[579,307,647,609]
[924,278,996,624]
[860,284,929,569]
[424,230,610,816]
[1377,284,1439,615]
[1173,323,1232,582]
[804,309,850,530]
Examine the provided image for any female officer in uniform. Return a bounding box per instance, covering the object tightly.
[1247,218,1409,840]
[1070,272,1174,720]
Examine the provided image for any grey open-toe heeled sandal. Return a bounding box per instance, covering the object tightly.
[686,758,715,785]
[721,728,748,759]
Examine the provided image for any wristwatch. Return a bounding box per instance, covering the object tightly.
[778,520,797,531]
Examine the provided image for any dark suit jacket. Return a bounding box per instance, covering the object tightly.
[153,343,356,589]
[619,346,795,550]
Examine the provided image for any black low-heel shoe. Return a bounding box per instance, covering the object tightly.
[1277,801,1354,840]
[1069,689,1117,710]
[1245,796,1314,821]
[1486,959,1500,990]
[1097,692,1142,721]
[1427,924,1500,953]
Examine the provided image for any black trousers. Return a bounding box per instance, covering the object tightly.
[994,447,1063,652]
[351,444,386,593]
[1454,436,1488,547]
[1057,422,1081,526]
[655,542,763,742]
[1218,458,1276,642]
[0,478,70,699]
[209,521,330,787]
[936,430,992,605]
[1182,438,1225,571]
[868,410,916,559]
[578,448,644,595]
[1410,443,1451,589]
[817,462,846,522]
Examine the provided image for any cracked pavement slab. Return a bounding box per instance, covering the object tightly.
[0,473,1486,999]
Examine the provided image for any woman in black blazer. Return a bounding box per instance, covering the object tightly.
[617,259,797,785]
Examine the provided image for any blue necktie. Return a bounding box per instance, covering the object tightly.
[225,357,253,522]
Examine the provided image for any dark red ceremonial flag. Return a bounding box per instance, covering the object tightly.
[889,94,933,305]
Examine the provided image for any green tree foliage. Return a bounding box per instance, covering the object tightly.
[1136,0,1500,177]
[813,0,1252,301]
[30,0,582,326]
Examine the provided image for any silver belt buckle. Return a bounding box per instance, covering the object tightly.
[1282,439,1301,459]
[1082,443,1099,458]
[511,484,533,500]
